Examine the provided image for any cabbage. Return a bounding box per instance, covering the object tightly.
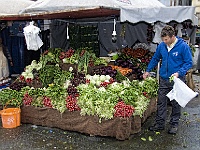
[96,81,101,86]
[99,75,106,81]
[105,75,111,80]
[93,74,100,81]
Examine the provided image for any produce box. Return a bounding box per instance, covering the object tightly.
[59,63,78,72]
[87,65,105,75]
[26,79,43,88]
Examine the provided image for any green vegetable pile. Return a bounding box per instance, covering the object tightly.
[0,47,159,121]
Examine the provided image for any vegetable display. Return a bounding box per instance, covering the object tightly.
[0,47,158,121]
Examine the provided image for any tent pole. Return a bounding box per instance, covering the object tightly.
[157,61,160,84]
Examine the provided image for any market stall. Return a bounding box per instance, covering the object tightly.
[0,0,198,140]
[0,47,159,140]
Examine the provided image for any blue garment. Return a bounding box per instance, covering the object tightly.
[146,37,193,80]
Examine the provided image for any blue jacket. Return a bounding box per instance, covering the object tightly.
[146,37,193,80]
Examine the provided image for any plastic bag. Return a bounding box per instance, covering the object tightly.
[166,77,198,108]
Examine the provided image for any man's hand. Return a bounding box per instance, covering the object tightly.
[143,72,150,79]
[171,72,179,78]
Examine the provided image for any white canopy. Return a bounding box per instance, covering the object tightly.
[20,0,165,14]
[0,0,186,26]
[121,6,198,25]
[0,0,34,16]
[19,0,198,25]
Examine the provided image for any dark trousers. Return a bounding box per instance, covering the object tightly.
[155,77,185,127]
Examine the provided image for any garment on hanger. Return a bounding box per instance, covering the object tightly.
[176,24,183,37]
[23,21,43,51]
[50,20,68,51]
[0,46,9,80]
[152,22,167,44]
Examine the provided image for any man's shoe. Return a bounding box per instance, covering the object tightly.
[168,126,178,134]
[149,124,164,131]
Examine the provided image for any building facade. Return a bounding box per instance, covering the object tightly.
[158,0,192,6]
[192,0,200,25]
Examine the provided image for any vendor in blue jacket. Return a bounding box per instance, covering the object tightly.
[143,25,193,134]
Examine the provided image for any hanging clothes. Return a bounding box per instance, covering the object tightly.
[176,24,183,37]
[23,21,43,51]
[50,20,69,51]
[152,22,167,44]
[0,46,10,80]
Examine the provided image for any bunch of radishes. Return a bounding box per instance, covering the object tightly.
[66,95,81,111]
[43,96,53,108]
[114,101,135,118]
[59,48,75,60]
[23,92,33,106]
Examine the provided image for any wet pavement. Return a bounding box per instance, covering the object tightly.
[0,74,200,150]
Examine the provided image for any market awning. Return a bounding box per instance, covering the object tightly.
[0,0,34,20]
[120,6,198,25]
[0,0,197,25]
[17,0,165,20]
[18,7,120,20]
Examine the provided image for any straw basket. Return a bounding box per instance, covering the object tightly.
[0,107,21,128]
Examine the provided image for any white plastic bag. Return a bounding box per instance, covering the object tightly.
[166,77,198,108]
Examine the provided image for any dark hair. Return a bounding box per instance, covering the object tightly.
[161,25,175,38]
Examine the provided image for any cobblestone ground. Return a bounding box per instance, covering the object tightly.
[0,74,200,150]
